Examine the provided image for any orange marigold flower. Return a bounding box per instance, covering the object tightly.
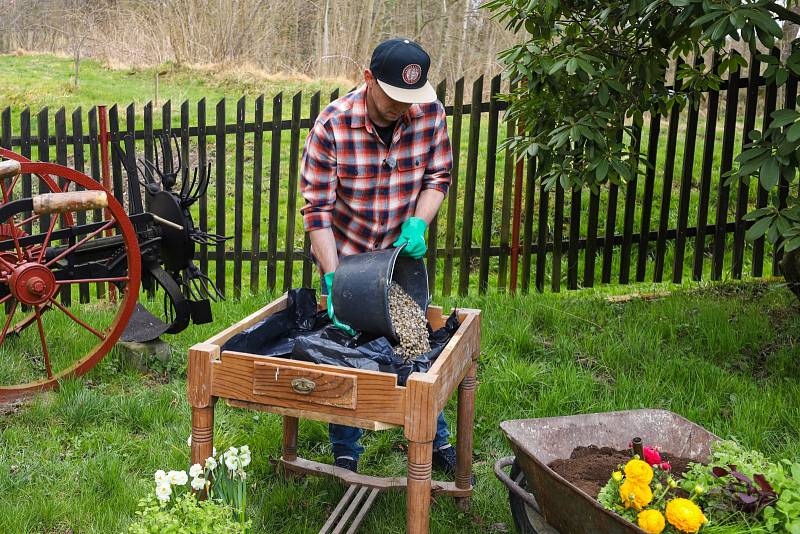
[637,509,666,534]
[665,498,708,533]
[624,458,654,485]
[619,479,653,510]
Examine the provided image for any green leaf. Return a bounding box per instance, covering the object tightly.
[776,68,788,86]
[596,159,609,181]
[598,83,609,106]
[786,122,800,143]
[770,109,800,129]
[784,236,800,252]
[760,157,780,191]
[746,216,772,241]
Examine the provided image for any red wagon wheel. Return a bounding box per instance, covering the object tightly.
[0,155,141,401]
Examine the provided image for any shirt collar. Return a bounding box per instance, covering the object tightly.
[350,84,424,132]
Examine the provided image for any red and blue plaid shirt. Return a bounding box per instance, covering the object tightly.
[300,85,452,258]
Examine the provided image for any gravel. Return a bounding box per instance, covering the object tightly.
[388,282,431,360]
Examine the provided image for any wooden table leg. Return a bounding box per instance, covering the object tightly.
[455,359,477,510]
[407,439,433,534]
[191,404,215,467]
[281,415,300,479]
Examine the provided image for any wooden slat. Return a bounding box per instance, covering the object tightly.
[478,74,500,294]
[87,107,104,299]
[215,98,226,297]
[428,309,481,413]
[712,63,741,280]
[320,485,359,534]
[567,186,581,290]
[521,157,535,293]
[637,113,661,281]
[204,293,289,346]
[497,80,515,292]
[345,487,381,534]
[673,60,701,283]
[267,93,283,292]
[0,108,10,150]
[535,182,549,292]
[250,95,265,295]
[426,80,447,295]
[302,91,321,288]
[619,127,641,284]
[332,486,370,534]
[233,97,246,299]
[55,107,70,306]
[601,183,618,284]
[126,103,143,215]
[732,54,760,279]
[583,190,600,287]
[197,98,208,275]
[442,78,464,297]
[752,49,779,277]
[253,361,357,409]
[458,76,482,296]
[108,105,124,204]
[37,108,50,233]
[775,73,798,275]
[72,107,90,303]
[654,63,683,282]
[552,183,564,291]
[693,55,721,281]
[21,108,32,234]
[283,91,302,292]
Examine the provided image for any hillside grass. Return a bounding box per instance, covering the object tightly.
[0,280,798,533]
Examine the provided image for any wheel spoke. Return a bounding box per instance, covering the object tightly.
[6,215,24,262]
[16,212,41,230]
[37,214,59,264]
[48,297,104,340]
[45,219,116,268]
[0,298,18,347]
[34,306,53,379]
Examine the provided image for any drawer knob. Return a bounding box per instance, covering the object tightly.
[291,377,316,394]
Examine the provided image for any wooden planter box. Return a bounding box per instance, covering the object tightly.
[187,293,481,533]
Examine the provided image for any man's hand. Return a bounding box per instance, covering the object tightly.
[323,271,356,336]
[393,217,427,259]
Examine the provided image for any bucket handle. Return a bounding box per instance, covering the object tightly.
[493,456,540,511]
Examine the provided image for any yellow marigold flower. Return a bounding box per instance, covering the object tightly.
[624,459,654,485]
[612,470,623,482]
[619,479,653,510]
[666,498,708,533]
[637,509,666,534]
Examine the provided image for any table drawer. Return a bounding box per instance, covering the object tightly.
[253,361,357,410]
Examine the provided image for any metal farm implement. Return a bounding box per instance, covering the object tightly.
[0,135,225,402]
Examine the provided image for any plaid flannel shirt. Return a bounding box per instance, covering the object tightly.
[300,85,452,258]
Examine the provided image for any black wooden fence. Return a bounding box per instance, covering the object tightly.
[0,51,794,299]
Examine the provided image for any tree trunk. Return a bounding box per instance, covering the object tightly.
[780,249,800,301]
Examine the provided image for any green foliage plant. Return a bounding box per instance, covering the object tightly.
[483,0,800,253]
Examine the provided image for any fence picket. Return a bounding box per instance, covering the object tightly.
[443,78,464,297]
[251,95,264,295]
[637,113,661,282]
[55,107,70,305]
[775,73,798,275]
[567,187,581,290]
[197,99,208,275]
[552,183,564,291]
[215,99,226,297]
[267,93,283,293]
[498,81,514,292]
[620,126,641,284]
[72,107,90,303]
[302,92,321,288]
[233,97,245,299]
[426,80,447,294]
[283,91,302,292]
[479,74,500,294]
[733,55,761,279]
[521,157,535,293]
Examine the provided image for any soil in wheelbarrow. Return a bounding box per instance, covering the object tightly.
[548,446,696,499]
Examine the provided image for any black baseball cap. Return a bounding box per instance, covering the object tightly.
[369,38,436,104]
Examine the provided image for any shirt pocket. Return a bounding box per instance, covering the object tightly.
[337,163,379,206]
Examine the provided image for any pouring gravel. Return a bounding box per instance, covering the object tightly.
[388,282,431,360]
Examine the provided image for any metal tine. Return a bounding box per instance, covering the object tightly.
[197,162,212,198]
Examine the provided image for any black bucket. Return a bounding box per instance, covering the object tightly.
[331,245,429,340]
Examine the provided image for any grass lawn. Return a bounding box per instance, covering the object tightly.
[1,280,798,533]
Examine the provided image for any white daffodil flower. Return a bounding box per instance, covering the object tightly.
[205,456,217,471]
[154,469,168,484]
[189,463,203,478]
[156,482,172,502]
[224,452,239,471]
[239,451,251,467]
[168,470,188,486]
[190,476,206,491]
[187,435,192,447]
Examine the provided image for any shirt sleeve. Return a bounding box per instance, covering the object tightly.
[422,103,452,195]
[300,119,337,231]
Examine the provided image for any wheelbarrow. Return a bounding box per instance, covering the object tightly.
[493,409,719,533]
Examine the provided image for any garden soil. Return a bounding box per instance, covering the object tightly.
[548,446,695,498]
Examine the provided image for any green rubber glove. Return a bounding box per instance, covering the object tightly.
[392,217,427,259]
[323,271,356,336]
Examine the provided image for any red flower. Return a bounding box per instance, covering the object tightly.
[643,446,662,466]
[660,462,672,471]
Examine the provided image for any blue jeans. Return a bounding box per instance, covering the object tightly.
[321,274,451,459]
[330,413,451,460]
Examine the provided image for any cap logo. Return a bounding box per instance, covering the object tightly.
[402,64,422,85]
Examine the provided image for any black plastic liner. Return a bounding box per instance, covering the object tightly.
[221,288,461,386]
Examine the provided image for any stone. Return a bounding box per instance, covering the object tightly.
[388,282,431,360]
[116,338,172,373]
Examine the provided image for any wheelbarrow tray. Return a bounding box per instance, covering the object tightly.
[500,409,719,534]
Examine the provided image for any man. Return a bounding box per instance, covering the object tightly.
[300,38,455,475]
